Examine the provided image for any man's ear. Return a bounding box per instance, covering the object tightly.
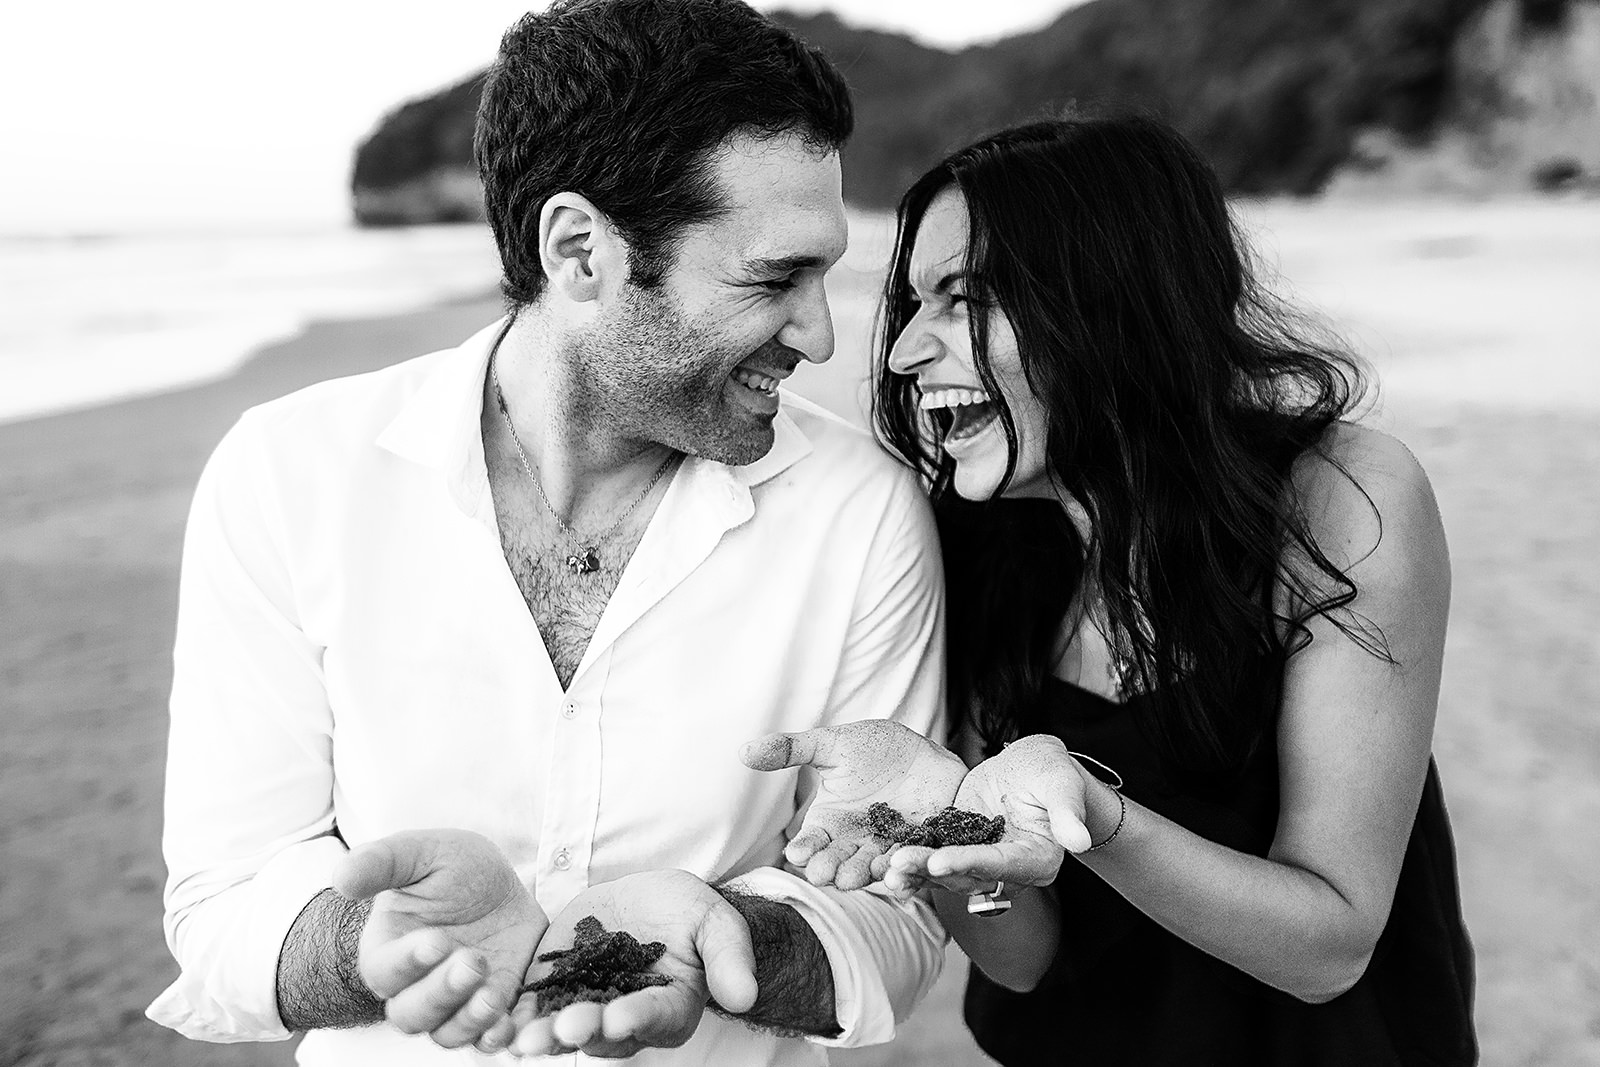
[537,192,628,303]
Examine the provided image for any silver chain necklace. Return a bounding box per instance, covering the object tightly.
[491,355,679,576]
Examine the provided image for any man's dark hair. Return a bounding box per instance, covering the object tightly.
[475,0,853,307]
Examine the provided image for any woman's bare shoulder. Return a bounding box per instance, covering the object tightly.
[1287,421,1448,588]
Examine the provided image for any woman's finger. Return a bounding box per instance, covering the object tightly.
[944,838,1065,886]
[925,843,1008,879]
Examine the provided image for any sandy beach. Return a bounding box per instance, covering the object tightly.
[2,200,1597,1066]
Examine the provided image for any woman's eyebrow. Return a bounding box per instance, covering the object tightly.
[909,269,965,294]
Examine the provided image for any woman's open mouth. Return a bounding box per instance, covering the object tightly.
[921,387,998,445]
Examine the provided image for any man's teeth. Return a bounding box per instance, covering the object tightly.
[919,387,992,411]
[733,368,780,395]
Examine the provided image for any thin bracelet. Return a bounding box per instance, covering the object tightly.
[1085,789,1126,851]
[1068,751,1126,852]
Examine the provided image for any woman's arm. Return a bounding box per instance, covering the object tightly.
[930,884,1061,992]
[1075,426,1450,1001]
[901,425,1451,1003]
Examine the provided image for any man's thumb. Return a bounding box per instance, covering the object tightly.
[332,831,436,901]
[699,903,759,1014]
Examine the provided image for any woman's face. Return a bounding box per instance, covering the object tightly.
[888,188,1054,501]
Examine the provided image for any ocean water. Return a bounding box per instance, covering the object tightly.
[0,224,503,425]
[2,201,1593,428]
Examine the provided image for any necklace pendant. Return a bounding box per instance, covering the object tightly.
[566,547,601,575]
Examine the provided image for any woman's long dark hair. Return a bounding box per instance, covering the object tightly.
[873,114,1387,785]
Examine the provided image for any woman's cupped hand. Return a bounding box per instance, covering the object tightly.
[884,734,1094,901]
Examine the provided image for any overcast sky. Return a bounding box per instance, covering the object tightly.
[0,1,1078,233]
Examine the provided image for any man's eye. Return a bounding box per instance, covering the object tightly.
[760,275,798,292]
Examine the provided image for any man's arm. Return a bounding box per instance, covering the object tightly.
[275,891,383,1030]
[712,887,840,1038]
[151,418,531,1049]
[276,832,549,1047]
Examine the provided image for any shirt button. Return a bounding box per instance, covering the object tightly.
[552,847,572,871]
[562,701,578,719]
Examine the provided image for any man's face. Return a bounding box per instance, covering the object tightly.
[578,132,848,466]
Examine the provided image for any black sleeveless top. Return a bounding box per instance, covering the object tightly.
[965,677,1477,1066]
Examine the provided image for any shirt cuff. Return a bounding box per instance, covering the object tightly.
[148,835,349,1043]
[725,866,946,1049]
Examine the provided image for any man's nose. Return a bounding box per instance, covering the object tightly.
[778,278,836,365]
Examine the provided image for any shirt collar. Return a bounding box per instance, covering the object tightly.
[375,316,816,511]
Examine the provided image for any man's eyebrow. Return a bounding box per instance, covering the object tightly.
[743,253,832,276]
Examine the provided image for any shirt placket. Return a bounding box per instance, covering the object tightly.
[534,645,612,915]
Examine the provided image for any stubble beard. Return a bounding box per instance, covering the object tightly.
[582,285,775,467]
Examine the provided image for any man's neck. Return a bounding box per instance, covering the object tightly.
[488,314,678,526]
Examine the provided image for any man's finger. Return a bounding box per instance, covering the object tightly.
[802,838,853,887]
[739,729,826,771]
[474,1012,517,1055]
[382,947,486,1035]
[885,844,935,876]
[359,927,452,999]
[511,1012,566,1058]
[334,832,439,901]
[550,1001,606,1048]
[834,841,882,891]
[783,825,832,866]
[603,986,694,1049]
[429,967,519,1049]
[699,899,759,1014]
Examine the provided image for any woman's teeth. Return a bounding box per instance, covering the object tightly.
[918,387,991,411]
[732,368,780,395]
[920,387,997,444]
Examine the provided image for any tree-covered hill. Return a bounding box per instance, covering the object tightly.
[350,0,1596,224]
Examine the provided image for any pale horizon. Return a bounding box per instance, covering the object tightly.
[0,0,1078,236]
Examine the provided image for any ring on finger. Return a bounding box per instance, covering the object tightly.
[967,879,1012,917]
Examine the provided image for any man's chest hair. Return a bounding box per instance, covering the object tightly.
[494,501,647,689]
[505,544,615,688]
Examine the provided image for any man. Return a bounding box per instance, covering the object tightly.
[148,1,948,1063]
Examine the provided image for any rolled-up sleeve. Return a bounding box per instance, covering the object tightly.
[726,867,946,1047]
[148,412,345,1042]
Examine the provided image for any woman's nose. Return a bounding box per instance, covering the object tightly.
[888,318,938,377]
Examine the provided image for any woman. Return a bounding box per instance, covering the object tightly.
[744,114,1475,1064]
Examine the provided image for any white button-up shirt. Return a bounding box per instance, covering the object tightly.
[148,320,949,1066]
